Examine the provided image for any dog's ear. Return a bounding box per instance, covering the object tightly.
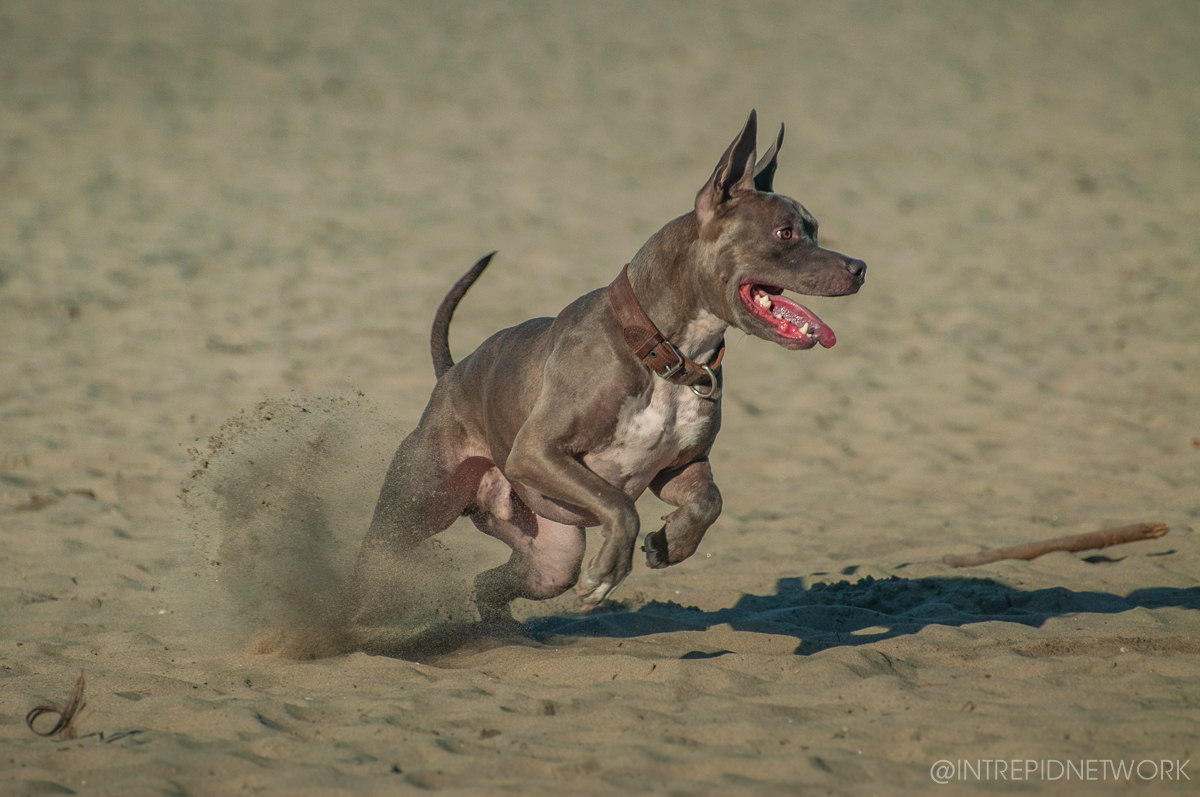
[696,110,758,229]
[752,123,784,193]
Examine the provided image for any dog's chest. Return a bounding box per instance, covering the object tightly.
[584,381,716,491]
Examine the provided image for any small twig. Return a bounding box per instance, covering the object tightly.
[26,670,86,740]
[944,522,1169,568]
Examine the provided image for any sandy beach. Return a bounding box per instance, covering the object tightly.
[2,1,1199,794]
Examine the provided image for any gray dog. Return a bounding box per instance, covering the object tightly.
[355,111,865,623]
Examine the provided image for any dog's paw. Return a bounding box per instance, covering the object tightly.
[576,536,636,607]
[576,558,627,607]
[642,528,669,569]
[576,578,616,607]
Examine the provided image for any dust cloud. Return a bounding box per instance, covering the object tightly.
[180,393,482,659]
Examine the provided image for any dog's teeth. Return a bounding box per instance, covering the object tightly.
[755,293,772,309]
[799,322,810,336]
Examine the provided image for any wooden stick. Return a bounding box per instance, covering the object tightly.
[943,522,1169,567]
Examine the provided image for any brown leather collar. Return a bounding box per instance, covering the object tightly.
[607,264,724,398]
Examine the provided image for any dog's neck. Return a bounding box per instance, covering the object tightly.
[626,213,728,363]
[671,309,727,366]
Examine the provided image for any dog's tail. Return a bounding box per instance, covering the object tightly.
[431,252,496,379]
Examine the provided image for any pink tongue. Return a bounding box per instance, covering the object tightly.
[772,295,837,348]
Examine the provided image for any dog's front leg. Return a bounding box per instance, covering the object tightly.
[505,433,640,607]
[643,460,723,569]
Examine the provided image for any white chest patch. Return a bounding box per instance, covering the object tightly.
[584,379,716,496]
[582,307,726,496]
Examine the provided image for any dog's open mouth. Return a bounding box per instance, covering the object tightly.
[738,281,836,349]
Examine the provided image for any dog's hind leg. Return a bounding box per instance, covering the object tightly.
[366,426,495,545]
[469,477,586,622]
[352,427,493,624]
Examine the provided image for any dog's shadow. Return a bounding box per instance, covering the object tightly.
[524,575,1200,655]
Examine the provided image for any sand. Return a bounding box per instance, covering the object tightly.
[2,1,1199,794]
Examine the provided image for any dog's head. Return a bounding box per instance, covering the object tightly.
[693,110,865,350]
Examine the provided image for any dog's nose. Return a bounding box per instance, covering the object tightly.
[844,258,866,283]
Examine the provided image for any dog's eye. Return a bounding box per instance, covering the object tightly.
[775,228,793,240]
